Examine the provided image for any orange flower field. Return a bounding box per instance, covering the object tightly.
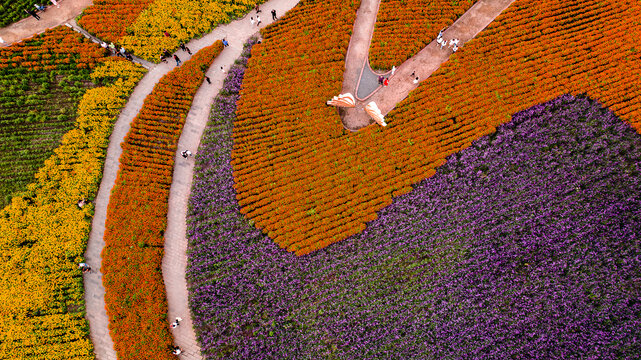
[78,0,156,44]
[101,41,223,360]
[368,0,477,70]
[233,0,641,255]
[0,27,107,71]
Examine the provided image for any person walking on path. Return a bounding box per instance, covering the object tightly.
[256,15,261,26]
[25,8,40,20]
[50,0,59,8]
[160,52,169,63]
[79,263,91,273]
[222,38,229,47]
[413,76,419,84]
[220,66,225,73]
[271,9,277,20]
[377,75,384,85]
[179,41,192,55]
[383,78,389,86]
[171,346,182,355]
[181,150,192,158]
[250,17,255,26]
[170,317,183,329]
[35,4,46,11]
[255,4,261,12]
[174,54,182,66]
[391,66,396,75]
[205,76,211,84]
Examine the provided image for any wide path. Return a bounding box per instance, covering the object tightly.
[0,0,93,46]
[341,0,516,130]
[83,1,301,360]
[342,0,381,98]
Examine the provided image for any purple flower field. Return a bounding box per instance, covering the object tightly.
[186,41,641,359]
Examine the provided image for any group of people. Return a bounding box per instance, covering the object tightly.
[164,41,193,66]
[24,0,60,20]
[377,66,397,86]
[101,42,134,60]
[160,33,232,67]
[251,5,278,26]
[437,28,460,52]
[168,317,183,355]
[254,5,278,21]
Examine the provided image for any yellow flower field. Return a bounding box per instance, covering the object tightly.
[0,59,145,359]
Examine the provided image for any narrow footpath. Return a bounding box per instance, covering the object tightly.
[161,0,300,358]
[341,0,516,130]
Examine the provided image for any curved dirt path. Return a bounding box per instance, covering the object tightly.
[83,1,301,360]
[0,0,93,46]
[85,50,173,360]
[162,1,300,358]
[341,0,516,130]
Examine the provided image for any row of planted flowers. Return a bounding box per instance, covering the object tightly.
[231,0,641,255]
[190,66,641,358]
[0,26,110,208]
[369,0,477,70]
[0,57,146,359]
[79,0,262,61]
[101,41,223,360]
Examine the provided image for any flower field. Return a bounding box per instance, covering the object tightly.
[190,69,641,359]
[233,0,641,255]
[368,0,477,70]
[101,41,223,360]
[0,26,109,208]
[78,0,156,45]
[79,0,262,61]
[0,57,145,359]
[233,0,360,255]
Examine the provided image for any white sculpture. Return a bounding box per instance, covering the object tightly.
[327,93,356,107]
[365,102,386,126]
